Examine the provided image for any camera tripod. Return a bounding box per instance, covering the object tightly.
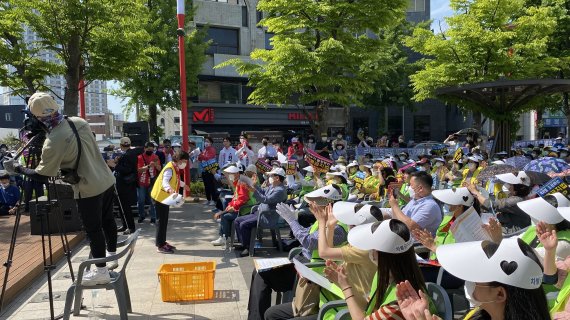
[0,135,75,320]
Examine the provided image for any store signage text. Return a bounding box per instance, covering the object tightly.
[193,108,215,123]
[288,112,318,121]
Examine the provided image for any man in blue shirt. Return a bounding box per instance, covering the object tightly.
[0,171,20,216]
[388,170,442,236]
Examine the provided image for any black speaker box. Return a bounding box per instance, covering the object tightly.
[48,184,74,200]
[125,134,148,148]
[123,121,149,136]
[29,199,83,235]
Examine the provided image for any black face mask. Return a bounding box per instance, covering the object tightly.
[145,150,153,156]
[263,141,268,146]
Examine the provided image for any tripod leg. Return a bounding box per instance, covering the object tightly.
[49,180,76,282]
[0,203,24,312]
[113,184,128,227]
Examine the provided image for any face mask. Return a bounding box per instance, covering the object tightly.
[399,156,406,161]
[435,162,443,168]
[268,177,275,184]
[106,151,113,158]
[468,163,477,170]
[0,148,6,153]
[336,146,343,150]
[418,167,426,172]
[408,186,415,199]
[464,281,496,307]
[322,137,327,142]
[307,172,313,177]
[145,150,153,156]
[204,142,211,147]
[1,183,9,189]
[443,204,450,214]
[228,175,235,182]
[240,138,246,144]
[368,250,378,266]
[178,162,187,169]
[502,184,510,194]
[337,135,342,139]
[399,139,404,143]
[562,152,568,157]
[308,140,314,143]
[262,141,268,146]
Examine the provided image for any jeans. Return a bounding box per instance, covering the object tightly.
[137,185,156,220]
[219,212,238,237]
[76,186,117,267]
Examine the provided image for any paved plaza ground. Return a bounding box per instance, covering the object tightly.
[0,201,285,320]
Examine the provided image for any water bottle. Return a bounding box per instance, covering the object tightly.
[91,289,99,310]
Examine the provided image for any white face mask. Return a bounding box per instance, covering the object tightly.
[337,135,342,139]
[178,162,187,169]
[468,163,477,170]
[106,151,113,158]
[418,166,426,172]
[408,186,415,199]
[443,204,450,214]
[322,137,327,142]
[435,162,443,168]
[228,175,235,182]
[268,177,275,184]
[336,146,343,150]
[399,156,406,161]
[502,183,511,194]
[204,142,210,147]
[464,281,496,307]
[1,182,9,189]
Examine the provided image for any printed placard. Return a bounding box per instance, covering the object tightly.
[453,148,463,162]
[305,148,333,172]
[200,158,219,174]
[255,159,273,174]
[536,177,570,199]
[286,160,297,175]
[354,171,366,190]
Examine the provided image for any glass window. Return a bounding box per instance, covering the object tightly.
[5,113,11,121]
[174,117,180,124]
[198,81,241,103]
[174,131,180,135]
[413,115,430,142]
[256,10,263,24]
[408,0,425,12]
[203,27,239,55]
[242,6,248,27]
[265,32,274,50]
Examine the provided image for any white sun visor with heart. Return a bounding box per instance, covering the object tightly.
[495,171,531,186]
[436,238,543,289]
[348,219,413,254]
[517,192,569,224]
[332,202,383,225]
[432,187,474,206]
[304,185,342,206]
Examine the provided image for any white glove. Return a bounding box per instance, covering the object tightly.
[2,158,19,175]
[276,202,297,224]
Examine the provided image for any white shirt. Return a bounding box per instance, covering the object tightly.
[219,147,237,167]
[258,145,278,158]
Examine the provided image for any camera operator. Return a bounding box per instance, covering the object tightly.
[2,92,117,286]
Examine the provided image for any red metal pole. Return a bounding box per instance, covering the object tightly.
[177,0,190,197]
[79,79,86,119]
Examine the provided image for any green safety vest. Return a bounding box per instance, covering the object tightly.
[308,221,349,320]
[365,274,398,315]
[521,225,570,307]
[552,271,570,314]
[430,215,456,260]
[398,183,410,207]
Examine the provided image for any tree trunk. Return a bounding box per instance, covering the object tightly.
[472,111,482,132]
[492,120,511,156]
[344,105,352,137]
[314,101,330,137]
[63,33,81,116]
[564,92,570,138]
[149,103,159,143]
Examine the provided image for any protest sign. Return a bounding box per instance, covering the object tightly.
[200,158,219,174]
[305,149,333,172]
[536,177,570,199]
[354,171,365,190]
[453,148,463,162]
[286,160,297,175]
[255,159,273,174]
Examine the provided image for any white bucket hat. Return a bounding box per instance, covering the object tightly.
[302,166,315,173]
[517,192,570,224]
[332,202,383,225]
[267,167,286,178]
[348,219,413,253]
[436,238,543,289]
[223,165,240,174]
[304,185,342,206]
[432,187,474,206]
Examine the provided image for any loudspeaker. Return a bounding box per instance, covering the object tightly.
[126,134,148,148]
[123,121,149,136]
[48,183,74,200]
[30,199,83,235]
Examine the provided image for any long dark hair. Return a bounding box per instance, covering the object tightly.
[474,239,550,320]
[374,219,426,310]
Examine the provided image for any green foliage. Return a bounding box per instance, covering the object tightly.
[1,0,155,115]
[190,181,205,196]
[217,0,409,134]
[117,0,208,142]
[405,0,563,119]
[0,133,20,150]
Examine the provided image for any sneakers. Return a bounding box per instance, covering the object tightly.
[211,236,225,246]
[208,200,216,206]
[107,252,119,270]
[164,242,176,250]
[82,268,111,286]
[202,200,210,205]
[157,244,174,254]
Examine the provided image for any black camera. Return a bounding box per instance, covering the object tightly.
[21,109,47,138]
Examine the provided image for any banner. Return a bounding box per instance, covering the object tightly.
[200,158,219,174]
[305,149,333,172]
[353,171,366,190]
[255,159,273,174]
[536,177,570,199]
[453,148,463,162]
[286,160,297,175]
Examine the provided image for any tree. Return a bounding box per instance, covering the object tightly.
[118,0,208,142]
[217,0,409,136]
[405,0,562,139]
[0,2,61,97]
[4,0,155,116]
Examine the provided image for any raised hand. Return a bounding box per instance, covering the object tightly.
[537,221,558,251]
[412,229,437,253]
[396,281,437,320]
[483,217,503,244]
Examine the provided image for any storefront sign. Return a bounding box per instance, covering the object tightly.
[288,112,318,121]
[305,149,333,172]
[193,108,215,122]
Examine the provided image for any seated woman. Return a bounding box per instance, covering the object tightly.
[359,164,379,199]
[466,172,532,233]
[211,164,253,246]
[325,219,430,319]
[234,167,288,257]
[413,187,483,289]
[326,171,350,201]
[246,185,348,320]
[397,238,550,320]
[374,164,396,200]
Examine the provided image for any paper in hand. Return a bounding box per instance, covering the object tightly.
[293,259,344,298]
[161,193,184,207]
[450,206,492,243]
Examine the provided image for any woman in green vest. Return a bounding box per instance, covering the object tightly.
[396,238,550,320]
[326,219,428,319]
[413,187,482,290]
[151,151,190,254]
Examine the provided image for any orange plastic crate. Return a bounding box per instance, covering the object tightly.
[157,261,216,302]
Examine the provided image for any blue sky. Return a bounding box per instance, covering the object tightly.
[107,0,453,121]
